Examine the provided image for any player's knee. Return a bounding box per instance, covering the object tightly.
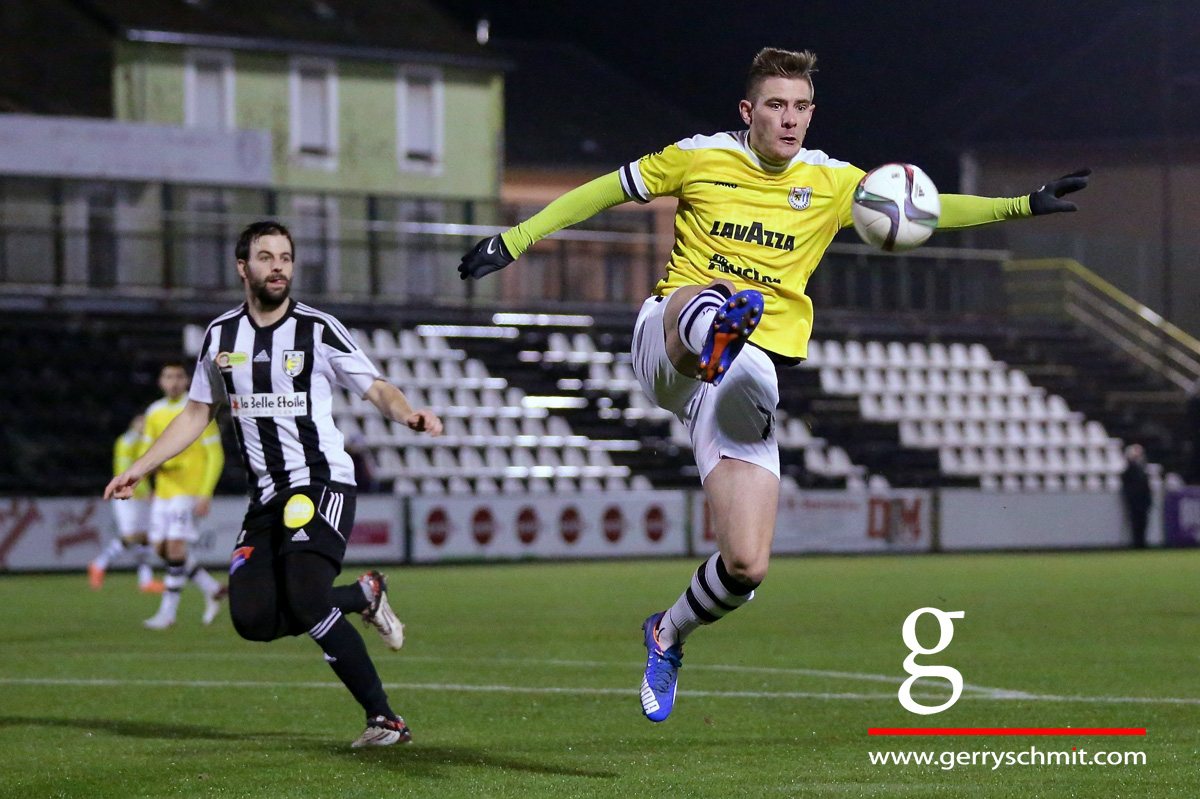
[230,601,279,642]
[707,278,736,295]
[723,552,768,587]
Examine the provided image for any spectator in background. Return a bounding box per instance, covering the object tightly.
[1121,444,1152,549]
[346,433,379,493]
[1186,378,1200,483]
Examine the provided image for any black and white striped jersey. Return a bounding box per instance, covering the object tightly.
[189,299,380,504]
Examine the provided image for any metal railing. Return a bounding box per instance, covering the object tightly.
[0,174,1012,315]
[1004,258,1200,390]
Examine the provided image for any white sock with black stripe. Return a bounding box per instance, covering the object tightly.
[185,553,221,597]
[655,553,758,649]
[93,537,127,570]
[677,286,733,355]
[154,560,186,621]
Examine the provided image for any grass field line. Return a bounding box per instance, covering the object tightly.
[67,650,965,684]
[37,651,1173,702]
[2,675,1198,705]
[0,676,898,701]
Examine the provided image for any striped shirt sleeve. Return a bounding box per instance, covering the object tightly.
[322,322,381,397]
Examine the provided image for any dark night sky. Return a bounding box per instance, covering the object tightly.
[434,0,1198,187]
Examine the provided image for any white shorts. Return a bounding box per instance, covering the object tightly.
[148,495,199,545]
[632,295,780,483]
[111,498,150,539]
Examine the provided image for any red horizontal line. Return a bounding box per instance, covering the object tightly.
[869,728,1146,736]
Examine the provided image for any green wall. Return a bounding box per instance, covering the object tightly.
[112,42,502,199]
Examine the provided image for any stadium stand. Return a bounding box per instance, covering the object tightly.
[319,321,1163,495]
[0,303,1183,498]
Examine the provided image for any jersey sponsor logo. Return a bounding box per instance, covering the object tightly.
[253,350,270,363]
[706,253,781,286]
[283,350,305,377]
[708,219,795,251]
[229,392,309,418]
[788,186,813,211]
[216,351,249,369]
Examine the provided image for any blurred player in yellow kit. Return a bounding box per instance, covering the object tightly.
[139,363,228,629]
[89,414,164,593]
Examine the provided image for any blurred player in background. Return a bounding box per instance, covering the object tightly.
[107,220,444,748]
[89,414,163,593]
[460,46,1090,722]
[140,363,228,629]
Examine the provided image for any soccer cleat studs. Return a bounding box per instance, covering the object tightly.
[696,289,764,385]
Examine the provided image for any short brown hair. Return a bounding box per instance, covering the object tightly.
[746,47,817,101]
[236,220,294,263]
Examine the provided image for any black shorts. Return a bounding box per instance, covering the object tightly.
[235,482,356,570]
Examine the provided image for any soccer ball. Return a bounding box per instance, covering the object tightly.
[851,163,940,252]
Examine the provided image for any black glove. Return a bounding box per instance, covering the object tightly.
[458,235,514,280]
[1028,168,1091,215]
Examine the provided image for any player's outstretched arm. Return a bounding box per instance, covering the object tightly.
[458,171,631,281]
[103,400,212,499]
[364,379,443,436]
[938,168,1092,229]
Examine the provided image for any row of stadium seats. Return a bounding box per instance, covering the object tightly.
[939,444,1125,476]
[382,473,653,495]
[858,391,1078,423]
[380,356,507,390]
[899,418,1111,449]
[979,473,1121,492]
[805,339,996,370]
[820,365,1039,397]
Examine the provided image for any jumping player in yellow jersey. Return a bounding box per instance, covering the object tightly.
[459,47,1090,722]
[89,414,164,593]
[140,363,228,629]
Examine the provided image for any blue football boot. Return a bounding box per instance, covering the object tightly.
[697,289,764,385]
[640,612,684,722]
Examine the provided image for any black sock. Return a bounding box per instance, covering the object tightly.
[331,582,369,614]
[308,610,392,719]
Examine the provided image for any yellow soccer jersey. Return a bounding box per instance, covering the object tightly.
[142,397,224,500]
[619,131,865,359]
[113,427,151,500]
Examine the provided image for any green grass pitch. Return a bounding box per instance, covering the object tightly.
[2,551,1197,798]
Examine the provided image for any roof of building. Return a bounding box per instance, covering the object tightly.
[71,0,504,68]
[497,39,717,169]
